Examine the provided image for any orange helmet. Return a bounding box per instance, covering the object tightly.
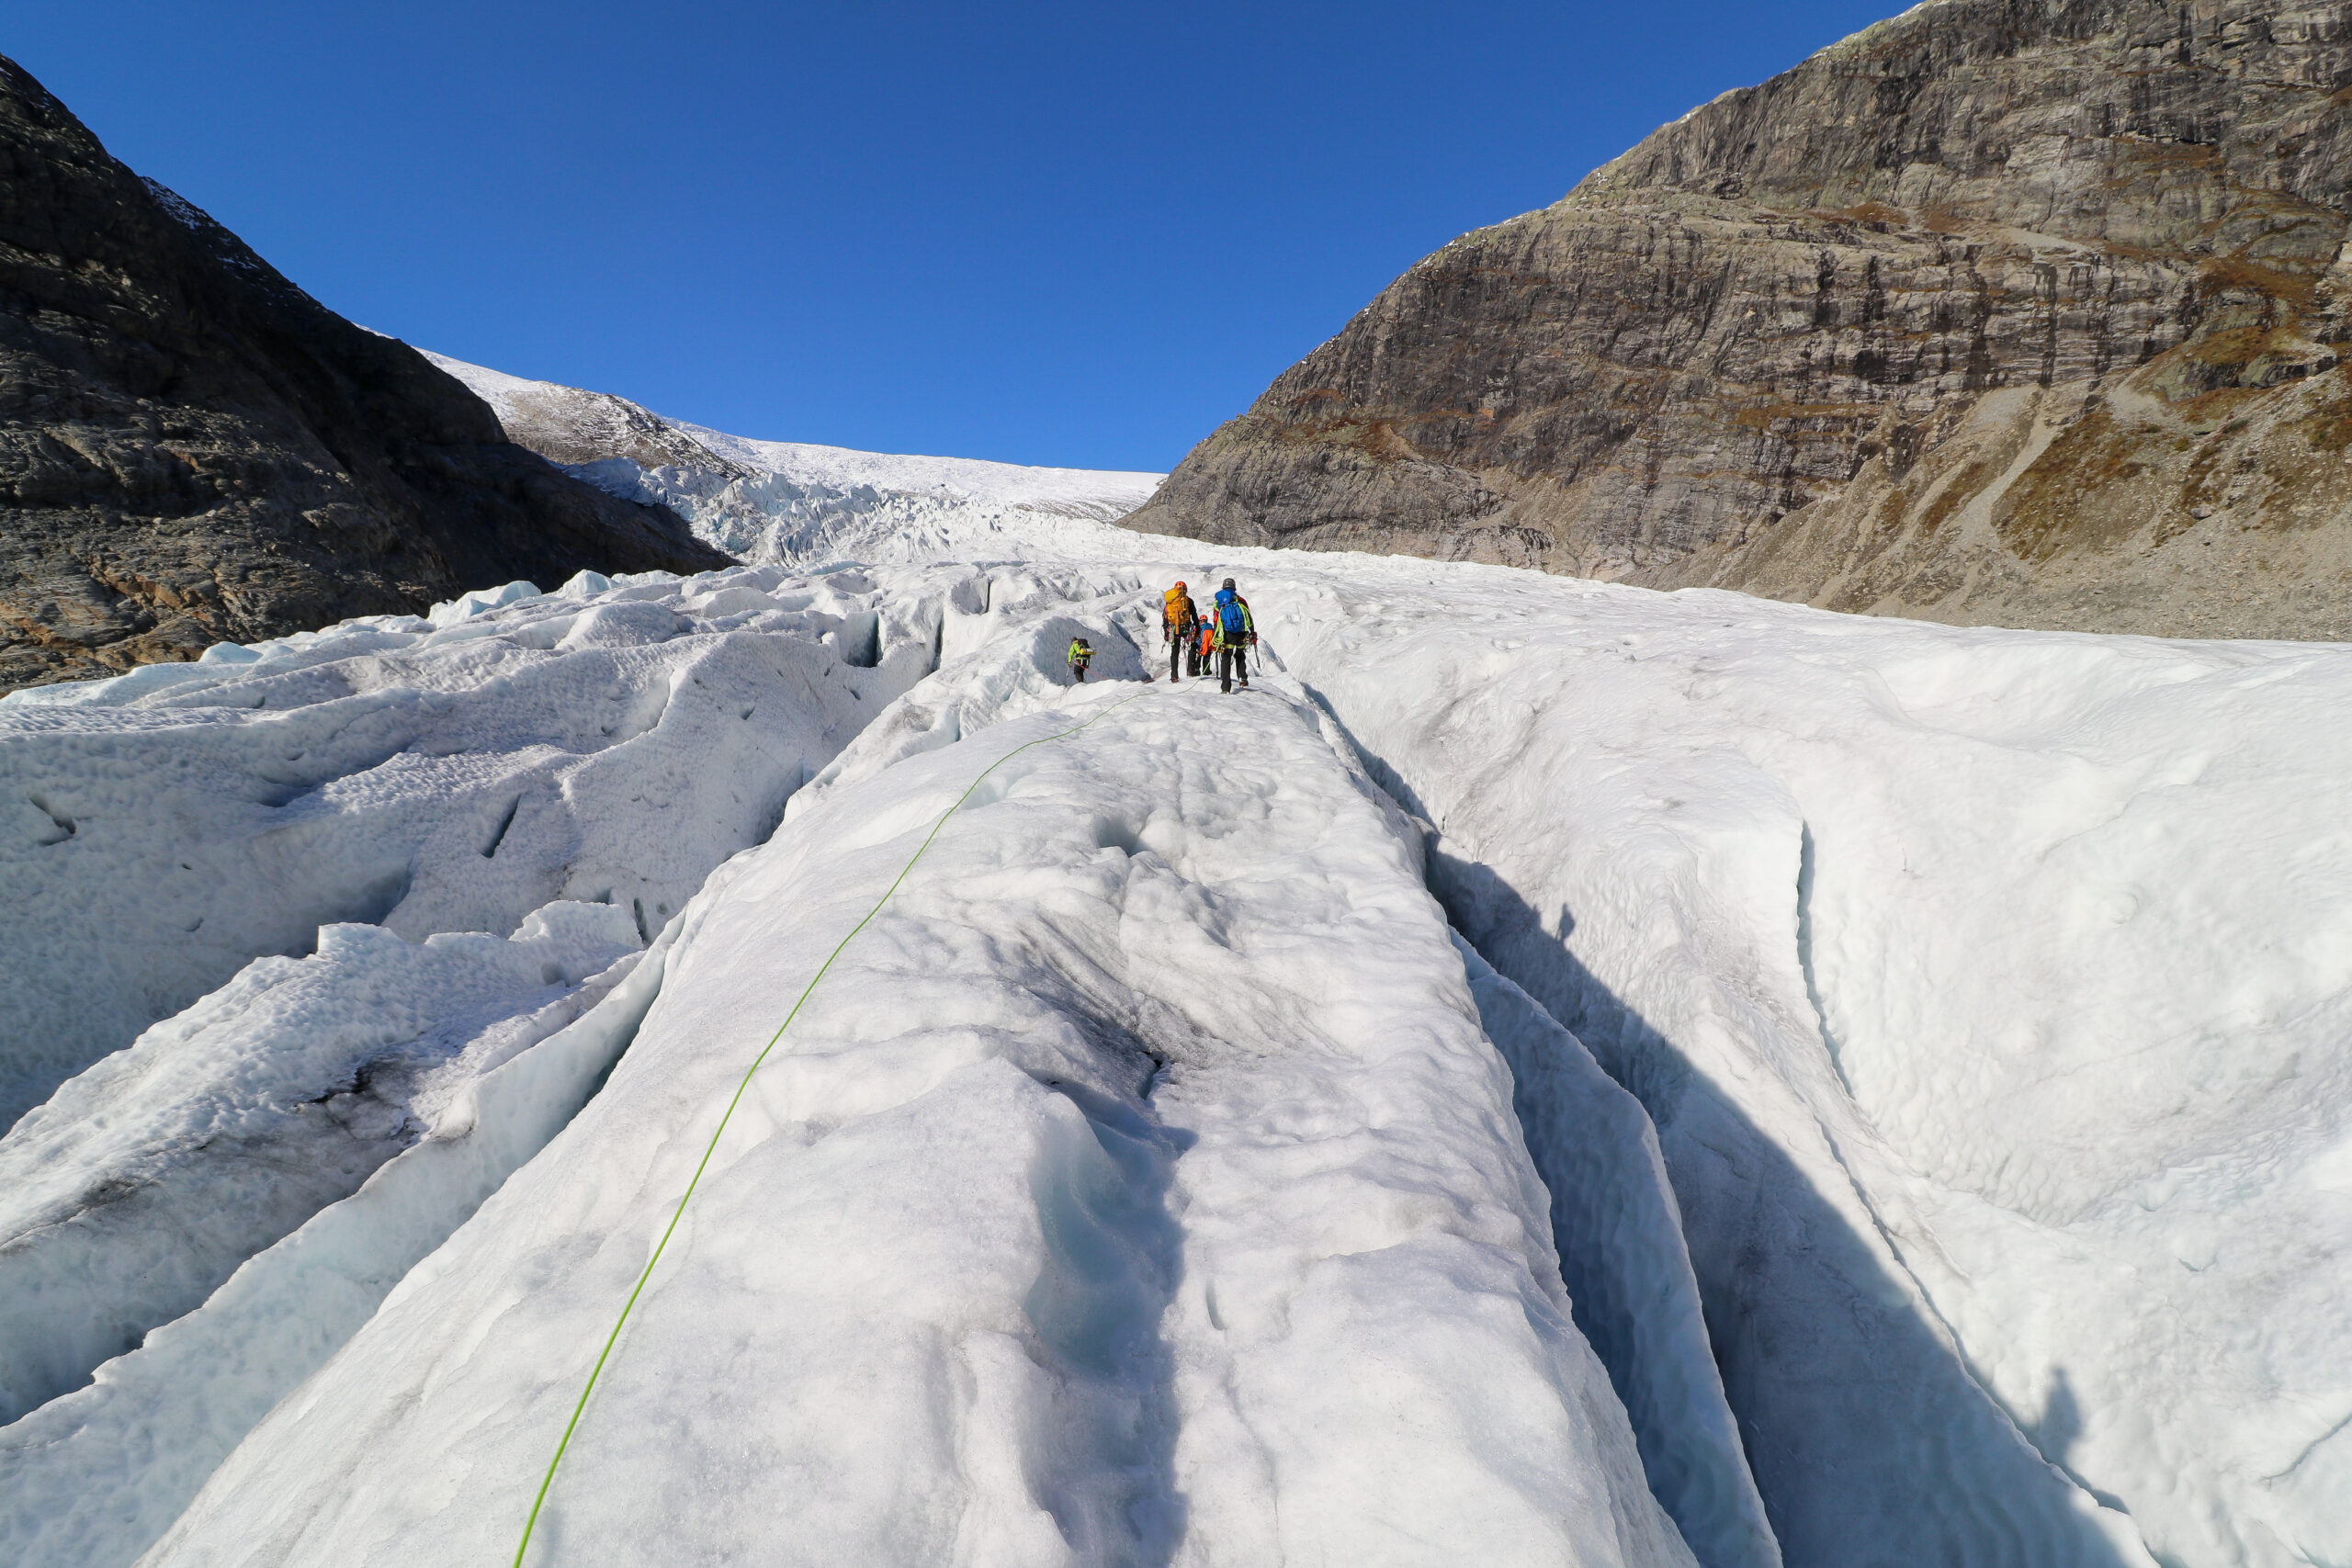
[1174,581,1186,590]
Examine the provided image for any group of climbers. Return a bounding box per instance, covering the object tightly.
[1064,574,1259,692]
[1160,577,1255,693]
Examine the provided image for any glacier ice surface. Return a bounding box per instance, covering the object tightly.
[0,479,2343,1568]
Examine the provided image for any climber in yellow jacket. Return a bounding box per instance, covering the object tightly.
[1160,581,1198,683]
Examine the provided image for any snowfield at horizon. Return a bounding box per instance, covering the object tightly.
[420,351,1168,569]
[0,413,2347,1568]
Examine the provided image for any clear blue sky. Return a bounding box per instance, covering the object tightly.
[9,1,1891,471]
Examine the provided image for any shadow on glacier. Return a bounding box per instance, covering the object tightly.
[2032,1367,2133,1517]
[1286,682,2137,1564]
[1429,845,2140,1568]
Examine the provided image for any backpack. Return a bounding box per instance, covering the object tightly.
[1215,591,1248,637]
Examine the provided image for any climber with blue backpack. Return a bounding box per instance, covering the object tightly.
[1211,578,1255,694]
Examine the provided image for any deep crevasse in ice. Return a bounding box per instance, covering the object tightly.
[1261,563,2352,1568]
[0,902,641,1425]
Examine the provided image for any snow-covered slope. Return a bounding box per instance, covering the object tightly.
[417,352,752,478]
[423,351,1164,568]
[1265,566,2352,1568]
[1,518,2346,1568]
[675,421,1160,517]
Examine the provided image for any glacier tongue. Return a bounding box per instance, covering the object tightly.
[144,682,1694,1568]
[562,450,1165,573]
[420,348,1166,571]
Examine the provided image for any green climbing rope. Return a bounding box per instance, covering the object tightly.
[511,689,1146,1567]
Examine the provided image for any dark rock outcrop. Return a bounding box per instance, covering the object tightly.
[1125,0,2352,639]
[0,55,732,692]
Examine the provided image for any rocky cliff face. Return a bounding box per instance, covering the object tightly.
[0,56,732,693]
[1124,0,2352,639]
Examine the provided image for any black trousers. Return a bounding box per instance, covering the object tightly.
[1169,626,1189,681]
[1218,644,1248,692]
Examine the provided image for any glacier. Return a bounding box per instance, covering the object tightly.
[146,680,1693,1568]
[420,351,1164,570]
[0,446,2345,1567]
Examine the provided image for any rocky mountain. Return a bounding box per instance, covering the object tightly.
[1124,0,2352,640]
[0,55,730,693]
[423,352,1164,569]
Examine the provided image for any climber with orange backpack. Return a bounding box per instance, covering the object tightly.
[1161,581,1198,682]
